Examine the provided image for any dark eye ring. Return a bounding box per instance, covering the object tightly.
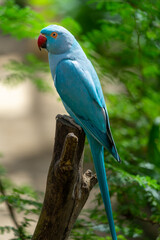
[51,32,58,38]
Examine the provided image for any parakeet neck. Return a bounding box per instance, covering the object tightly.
[48,39,87,82]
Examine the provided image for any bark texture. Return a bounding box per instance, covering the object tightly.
[32,114,97,240]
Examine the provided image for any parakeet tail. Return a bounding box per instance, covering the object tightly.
[87,134,117,240]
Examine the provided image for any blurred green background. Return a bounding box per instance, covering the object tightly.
[0,0,160,239]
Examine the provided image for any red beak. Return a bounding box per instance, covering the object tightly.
[37,34,47,50]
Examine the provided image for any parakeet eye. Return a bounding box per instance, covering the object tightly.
[51,32,58,38]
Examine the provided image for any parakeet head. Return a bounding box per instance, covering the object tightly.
[37,25,75,54]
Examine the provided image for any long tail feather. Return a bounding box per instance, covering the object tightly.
[87,133,117,240]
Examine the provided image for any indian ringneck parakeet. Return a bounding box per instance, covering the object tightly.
[38,25,121,240]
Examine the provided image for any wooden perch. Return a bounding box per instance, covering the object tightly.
[32,114,97,240]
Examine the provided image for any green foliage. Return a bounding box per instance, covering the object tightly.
[60,17,82,37]
[0,165,42,239]
[148,117,160,167]
[0,0,160,239]
[0,0,47,39]
[4,54,52,92]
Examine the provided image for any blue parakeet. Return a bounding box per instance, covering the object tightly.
[38,25,121,240]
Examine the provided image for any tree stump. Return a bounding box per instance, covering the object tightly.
[32,114,97,240]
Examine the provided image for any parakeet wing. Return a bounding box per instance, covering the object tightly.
[55,59,120,161]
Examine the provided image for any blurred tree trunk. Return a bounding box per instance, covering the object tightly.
[32,114,97,240]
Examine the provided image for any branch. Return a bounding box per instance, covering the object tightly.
[32,114,97,240]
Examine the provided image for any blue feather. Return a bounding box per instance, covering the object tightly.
[87,134,117,240]
[38,24,121,239]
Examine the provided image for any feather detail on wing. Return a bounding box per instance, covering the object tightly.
[55,59,120,162]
